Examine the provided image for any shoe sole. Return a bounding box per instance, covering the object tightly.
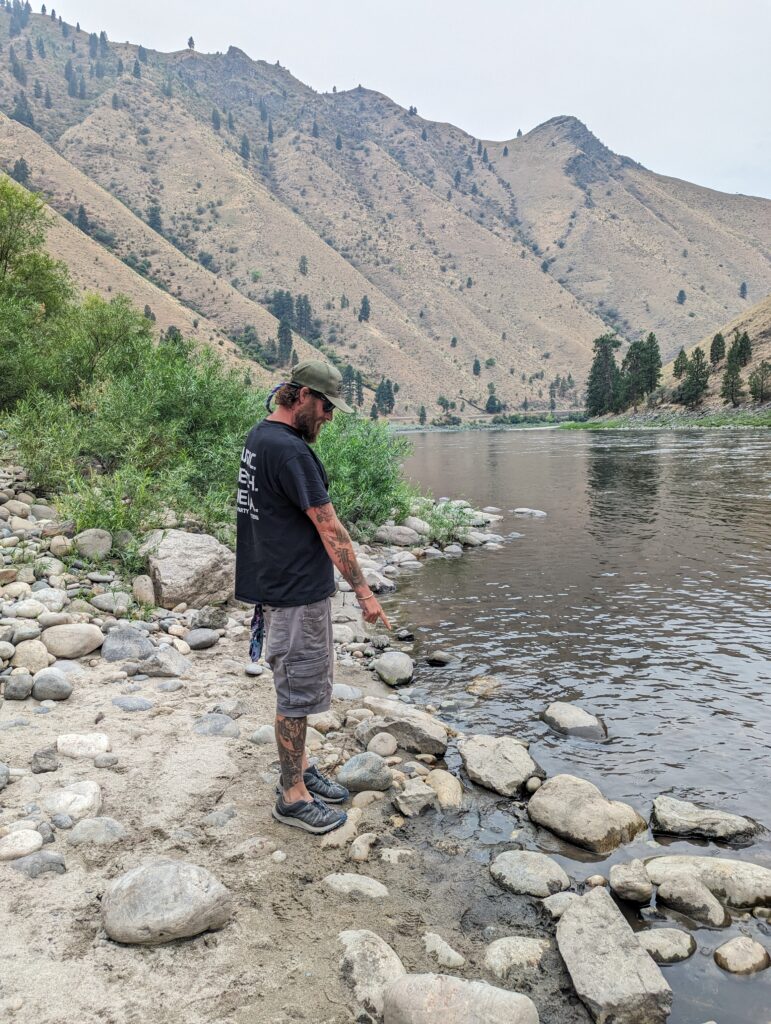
[272,807,347,834]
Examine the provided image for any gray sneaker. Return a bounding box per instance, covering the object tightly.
[277,765,350,805]
[272,795,347,835]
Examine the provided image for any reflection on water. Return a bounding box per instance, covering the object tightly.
[387,428,771,1024]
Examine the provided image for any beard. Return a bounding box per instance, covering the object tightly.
[294,406,324,443]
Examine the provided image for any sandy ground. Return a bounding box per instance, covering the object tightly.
[0,628,591,1024]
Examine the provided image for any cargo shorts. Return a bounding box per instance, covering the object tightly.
[263,597,333,718]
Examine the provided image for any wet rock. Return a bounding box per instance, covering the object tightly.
[513,508,547,517]
[323,873,389,898]
[349,832,378,863]
[423,932,465,968]
[639,928,696,964]
[609,860,654,904]
[645,855,771,909]
[74,528,112,559]
[101,859,233,945]
[337,752,393,792]
[543,701,605,739]
[650,795,762,843]
[713,936,769,975]
[557,888,672,1024]
[67,816,127,847]
[0,829,44,861]
[4,673,33,700]
[368,732,398,757]
[112,696,153,712]
[30,746,59,774]
[40,624,104,659]
[101,626,154,663]
[57,733,111,759]
[31,668,72,702]
[458,734,539,796]
[484,936,551,979]
[393,778,438,817]
[425,769,463,810]
[185,628,220,651]
[193,713,239,738]
[383,973,539,1024]
[358,700,449,756]
[465,675,502,698]
[9,850,66,878]
[42,780,102,821]
[142,646,193,678]
[527,774,646,854]
[338,929,406,1018]
[425,650,453,666]
[139,529,235,609]
[490,850,570,898]
[372,651,414,687]
[655,877,729,927]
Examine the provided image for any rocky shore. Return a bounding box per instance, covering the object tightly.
[1,462,769,1024]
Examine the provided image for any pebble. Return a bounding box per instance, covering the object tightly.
[9,850,66,878]
[112,696,153,712]
[423,931,466,968]
[57,733,111,759]
[0,829,44,861]
[349,832,378,863]
[193,713,240,738]
[94,753,119,769]
[31,668,72,702]
[322,872,389,899]
[367,732,398,757]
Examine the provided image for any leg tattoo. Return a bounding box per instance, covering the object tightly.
[275,715,307,793]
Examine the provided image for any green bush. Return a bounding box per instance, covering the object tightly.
[316,414,416,536]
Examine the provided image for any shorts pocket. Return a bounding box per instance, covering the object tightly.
[285,654,328,710]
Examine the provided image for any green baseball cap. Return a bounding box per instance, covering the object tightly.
[290,359,354,413]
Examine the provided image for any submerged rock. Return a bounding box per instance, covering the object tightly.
[556,888,672,1024]
[527,774,646,854]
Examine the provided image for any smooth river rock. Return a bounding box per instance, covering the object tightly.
[337,752,393,792]
[57,733,111,759]
[644,854,771,909]
[371,651,415,687]
[490,850,570,898]
[323,873,389,899]
[527,774,646,854]
[74,528,112,559]
[41,624,104,659]
[10,638,50,673]
[484,936,551,979]
[713,936,770,975]
[338,929,406,1018]
[101,859,233,944]
[68,816,127,847]
[656,876,729,927]
[383,973,539,1024]
[9,850,66,878]
[543,701,605,739]
[101,626,154,662]
[609,860,654,904]
[457,734,539,796]
[42,780,102,821]
[31,668,72,701]
[556,887,672,1024]
[638,928,696,964]
[0,829,44,861]
[650,795,762,843]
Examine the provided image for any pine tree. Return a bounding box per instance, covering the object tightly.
[476,140,482,155]
[355,371,364,407]
[709,332,725,366]
[735,330,752,367]
[482,146,488,163]
[370,403,378,420]
[44,85,51,107]
[36,36,45,57]
[261,144,269,165]
[211,107,220,131]
[277,318,293,365]
[341,364,355,403]
[147,203,162,232]
[88,31,97,58]
[739,281,747,299]
[25,37,33,60]
[290,348,299,367]
[67,73,77,97]
[78,75,85,99]
[311,119,319,138]
[472,357,481,376]
[111,92,120,109]
[117,57,124,74]
[76,203,89,232]
[187,36,195,50]
[676,289,686,305]
[227,110,234,131]
[335,133,342,151]
[99,30,108,57]
[620,338,647,408]
[33,78,41,97]
[267,118,274,143]
[503,145,509,156]
[10,156,30,185]
[132,59,141,78]
[298,255,308,276]
[358,295,370,322]
[418,405,426,425]
[676,347,709,408]
[11,90,34,127]
[642,332,662,393]
[748,360,771,403]
[421,127,427,141]
[259,97,267,122]
[673,347,688,379]
[720,358,744,406]
[517,128,522,137]
[453,169,461,188]
[240,133,250,160]
[585,333,622,416]
[137,45,147,63]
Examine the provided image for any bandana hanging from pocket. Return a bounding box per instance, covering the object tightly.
[249,603,264,663]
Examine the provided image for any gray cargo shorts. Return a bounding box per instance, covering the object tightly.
[263,597,333,718]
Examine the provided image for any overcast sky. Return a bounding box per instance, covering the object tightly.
[59,0,771,198]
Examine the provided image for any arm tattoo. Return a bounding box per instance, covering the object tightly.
[309,505,367,591]
[275,715,307,790]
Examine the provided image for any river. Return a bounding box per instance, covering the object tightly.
[385,427,771,1024]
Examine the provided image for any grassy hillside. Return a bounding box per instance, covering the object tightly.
[0,9,769,418]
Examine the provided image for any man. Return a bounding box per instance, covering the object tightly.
[236,358,391,834]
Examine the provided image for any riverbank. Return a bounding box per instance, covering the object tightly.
[559,405,771,430]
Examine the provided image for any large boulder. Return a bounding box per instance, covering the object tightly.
[40,623,104,659]
[101,859,232,944]
[141,645,193,678]
[556,888,672,1024]
[338,929,406,1019]
[650,795,762,843]
[527,775,646,854]
[74,528,112,559]
[373,524,421,547]
[656,876,729,927]
[457,734,540,796]
[372,651,414,687]
[360,697,449,756]
[383,973,539,1024]
[644,854,771,909]
[139,529,235,609]
[543,701,605,739]
[490,850,570,898]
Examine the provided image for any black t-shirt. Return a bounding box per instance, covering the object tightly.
[235,419,335,606]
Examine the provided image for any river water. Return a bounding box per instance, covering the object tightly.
[385,428,771,1024]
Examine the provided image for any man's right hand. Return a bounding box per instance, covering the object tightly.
[359,593,392,629]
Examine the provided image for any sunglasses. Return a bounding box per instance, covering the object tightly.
[309,389,336,413]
